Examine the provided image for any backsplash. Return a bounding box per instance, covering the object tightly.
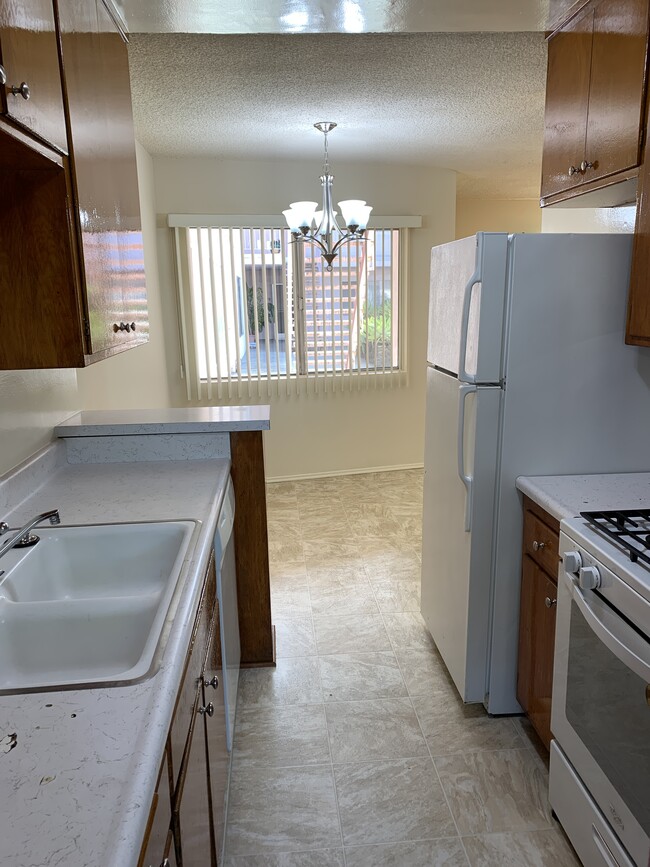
[0,370,78,476]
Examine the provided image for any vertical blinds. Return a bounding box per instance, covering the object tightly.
[171,217,418,400]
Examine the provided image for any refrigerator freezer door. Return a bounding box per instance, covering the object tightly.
[428,233,509,383]
[420,367,502,702]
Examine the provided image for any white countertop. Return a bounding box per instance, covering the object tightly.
[516,472,650,522]
[55,405,270,436]
[0,454,231,867]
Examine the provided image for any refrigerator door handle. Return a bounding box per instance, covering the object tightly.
[457,383,477,532]
[459,270,480,384]
[458,234,483,384]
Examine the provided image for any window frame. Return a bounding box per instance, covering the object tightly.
[169,214,422,400]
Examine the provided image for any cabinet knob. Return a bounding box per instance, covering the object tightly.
[113,322,132,333]
[204,675,219,689]
[568,165,580,176]
[545,596,557,608]
[9,81,30,100]
[532,540,546,551]
[0,66,6,86]
[198,702,214,717]
[580,160,594,173]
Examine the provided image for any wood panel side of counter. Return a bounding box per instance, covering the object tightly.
[229,431,275,667]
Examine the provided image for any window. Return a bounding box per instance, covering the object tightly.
[171,216,419,399]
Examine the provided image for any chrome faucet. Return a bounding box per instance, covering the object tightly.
[0,509,61,561]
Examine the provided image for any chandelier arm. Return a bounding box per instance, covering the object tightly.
[330,232,365,256]
[291,233,330,257]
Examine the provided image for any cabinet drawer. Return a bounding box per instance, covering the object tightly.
[523,509,560,579]
[169,553,216,790]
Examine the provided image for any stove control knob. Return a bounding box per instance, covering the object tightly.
[564,551,582,573]
[578,565,601,591]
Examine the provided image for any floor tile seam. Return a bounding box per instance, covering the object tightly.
[316,632,349,861]
[232,759,341,772]
[430,742,556,837]
[237,700,329,710]
[409,705,530,756]
[306,558,346,856]
[410,669,468,851]
[322,695,417,709]
[457,828,563,841]
[235,699,328,715]
[315,647,400,657]
[342,833,465,851]
[329,754,447,769]
[418,743,533,760]
[431,744,553,764]
[328,749,435,765]
[320,692,411,704]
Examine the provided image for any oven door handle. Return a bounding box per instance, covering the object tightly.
[569,577,650,682]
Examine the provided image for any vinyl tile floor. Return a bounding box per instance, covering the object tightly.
[224,470,581,867]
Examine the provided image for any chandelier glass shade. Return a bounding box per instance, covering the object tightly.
[282,122,372,270]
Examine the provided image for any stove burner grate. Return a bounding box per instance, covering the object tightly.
[581,509,650,567]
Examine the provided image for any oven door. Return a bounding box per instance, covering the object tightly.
[552,544,650,867]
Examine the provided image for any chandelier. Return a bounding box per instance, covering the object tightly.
[282,122,372,271]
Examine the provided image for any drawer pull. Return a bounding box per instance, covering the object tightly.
[580,160,594,173]
[204,675,219,689]
[532,540,546,551]
[9,81,30,100]
[545,596,557,608]
[198,702,214,717]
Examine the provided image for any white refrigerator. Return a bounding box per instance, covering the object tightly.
[421,232,650,714]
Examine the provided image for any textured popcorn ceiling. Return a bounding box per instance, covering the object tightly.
[117,0,550,34]
[129,32,546,198]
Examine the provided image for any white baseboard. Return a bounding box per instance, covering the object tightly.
[266,462,424,483]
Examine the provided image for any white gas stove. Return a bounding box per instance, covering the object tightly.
[550,510,650,867]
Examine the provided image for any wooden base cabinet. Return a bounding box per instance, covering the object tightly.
[516,497,560,750]
[139,552,231,867]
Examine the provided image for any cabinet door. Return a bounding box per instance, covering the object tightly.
[204,600,229,865]
[0,0,67,151]
[57,0,148,358]
[517,556,557,749]
[139,745,173,867]
[585,0,649,183]
[175,682,214,867]
[541,5,594,199]
[169,554,216,789]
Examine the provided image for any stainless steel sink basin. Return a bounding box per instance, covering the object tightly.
[0,520,198,694]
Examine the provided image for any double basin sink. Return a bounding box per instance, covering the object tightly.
[0,520,197,694]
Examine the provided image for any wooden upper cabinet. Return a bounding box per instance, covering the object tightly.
[0,0,149,369]
[541,0,650,204]
[586,0,649,183]
[58,0,148,358]
[541,4,594,199]
[0,0,67,152]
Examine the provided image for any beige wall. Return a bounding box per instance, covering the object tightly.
[77,142,170,410]
[456,198,542,238]
[0,141,166,478]
[541,205,636,233]
[153,157,457,479]
[0,370,78,476]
